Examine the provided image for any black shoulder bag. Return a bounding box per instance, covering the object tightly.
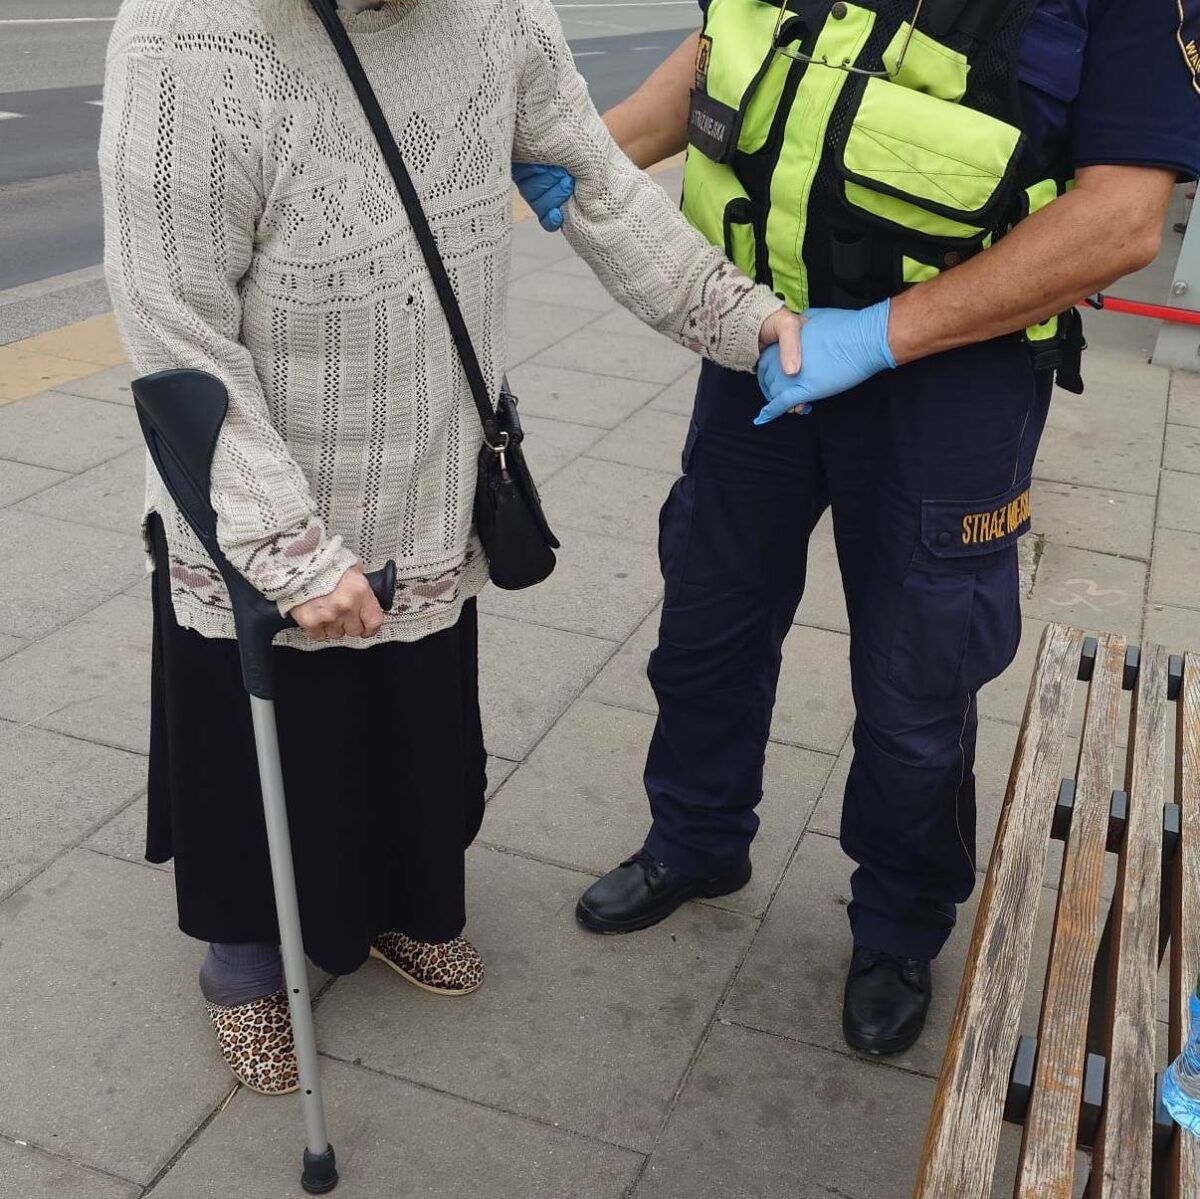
[306,0,560,590]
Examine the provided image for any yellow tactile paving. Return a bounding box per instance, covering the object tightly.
[0,313,128,405]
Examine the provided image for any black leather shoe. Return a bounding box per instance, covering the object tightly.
[842,947,932,1055]
[576,849,752,934]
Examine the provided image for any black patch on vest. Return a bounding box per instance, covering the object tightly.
[688,89,738,163]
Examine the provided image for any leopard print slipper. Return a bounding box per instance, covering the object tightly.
[204,991,300,1095]
[369,932,484,996]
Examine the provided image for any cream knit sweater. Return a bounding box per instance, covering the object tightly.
[100,0,781,647]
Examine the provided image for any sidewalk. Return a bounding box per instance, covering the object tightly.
[1,173,1198,1199]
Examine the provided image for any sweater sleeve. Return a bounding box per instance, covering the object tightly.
[511,0,781,372]
[99,48,358,614]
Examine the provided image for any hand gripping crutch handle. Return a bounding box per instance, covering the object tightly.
[129,368,397,699]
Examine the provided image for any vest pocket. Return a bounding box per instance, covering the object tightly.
[837,76,1024,247]
[681,154,759,277]
[881,23,970,102]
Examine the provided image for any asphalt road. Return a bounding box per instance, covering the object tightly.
[0,3,695,320]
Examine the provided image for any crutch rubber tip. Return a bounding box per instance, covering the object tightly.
[301,1146,338,1194]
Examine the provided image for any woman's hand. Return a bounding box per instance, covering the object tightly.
[290,565,385,642]
[757,306,803,379]
[754,300,897,424]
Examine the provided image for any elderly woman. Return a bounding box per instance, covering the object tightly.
[99,0,796,1093]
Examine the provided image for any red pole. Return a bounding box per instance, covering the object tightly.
[1080,294,1200,326]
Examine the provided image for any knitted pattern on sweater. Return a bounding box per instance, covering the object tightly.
[99,0,781,647]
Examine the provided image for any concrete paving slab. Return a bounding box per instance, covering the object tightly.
[478,527,662,642]
[508,218,577,262]
[0,720,145,898]
[0,510,145,640]
[0,391,141,473]
[1037,363,1167,496]
[317,846,755,1153]
[150,1055,642,1199]
[588,305,671,341]
[0,851,231,1183]
[84,794,166,872]
[506,296,602,357]
[793,526,849,634]
[0,632,24,660]
[482,698,834,917]
[506,362,661,429]
[0,1140,139,1199]
[478,613,614,760]
[53,364,138,407]
[506,250,547,281]
[517,414,605,484]
[634,1019,935,1199]
[15,448,144,535]
[0,457,66,506]
[1164,422,1200,475]
[1022,542,1147,638]
[808,717,1020,876]
[720,831,1053,1083]
[533,329,698,384]
[508,266,620,313]
[0,594,150,753]
[978,616,1049,727]
[1159,468,1200,533]
[1144,603,1200,653]
[1169,369,1200,428]
[538,456,675,546]
[1031,478,1155,561]
[588,407,690,476]
[1150,528,1200,611]
[771,626,856,755]
[649,365,700,416]
[583,602,660,714]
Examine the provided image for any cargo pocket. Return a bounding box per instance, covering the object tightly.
[888,478,1031,701]
[837,75,1024,249]
[881,23,970,101]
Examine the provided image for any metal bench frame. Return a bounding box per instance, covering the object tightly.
[915,623,1200,1199]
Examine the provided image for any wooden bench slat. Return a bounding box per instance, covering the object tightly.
[915,623,1083,1199]
[1017,631,1126,1199]
[1170,651,1200,1199]
[1093,643,1170,1198]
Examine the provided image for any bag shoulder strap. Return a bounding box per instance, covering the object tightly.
[305,0,502,446]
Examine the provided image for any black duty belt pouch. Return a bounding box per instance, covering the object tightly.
[306,0,560,591]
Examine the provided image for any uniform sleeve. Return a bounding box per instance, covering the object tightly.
[511,0,781,370]
[99,49,358,613]
[1071,0,1200,179]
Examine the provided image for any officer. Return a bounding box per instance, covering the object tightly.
[515,0,1200,1054]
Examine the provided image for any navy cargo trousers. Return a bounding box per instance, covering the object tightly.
[642,339,1052,959]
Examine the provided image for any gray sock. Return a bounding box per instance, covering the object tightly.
[199,941,283,1007]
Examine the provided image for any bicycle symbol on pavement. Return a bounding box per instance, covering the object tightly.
[1045,578,1127,613]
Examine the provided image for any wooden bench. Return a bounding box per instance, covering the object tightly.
[915,623,1200,1198]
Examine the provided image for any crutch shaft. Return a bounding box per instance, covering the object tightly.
[250,696,330,1157]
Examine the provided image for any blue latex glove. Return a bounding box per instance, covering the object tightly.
[512,163,576,232]
[754,299,897,424]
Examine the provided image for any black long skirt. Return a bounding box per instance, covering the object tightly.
[146,515,487,975]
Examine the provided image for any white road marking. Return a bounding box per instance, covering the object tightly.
[0,16,117,24]
[0,112,26,121]
[572,50,608,56]
[86,100,104,107]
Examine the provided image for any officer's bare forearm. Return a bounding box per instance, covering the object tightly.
[886,165,1176,366]
[603,32,697,169]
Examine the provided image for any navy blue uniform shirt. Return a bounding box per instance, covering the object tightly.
[1022,0,1200,178]
[695,0,1200,178]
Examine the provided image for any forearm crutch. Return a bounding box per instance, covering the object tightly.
[132,368,396,1195]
